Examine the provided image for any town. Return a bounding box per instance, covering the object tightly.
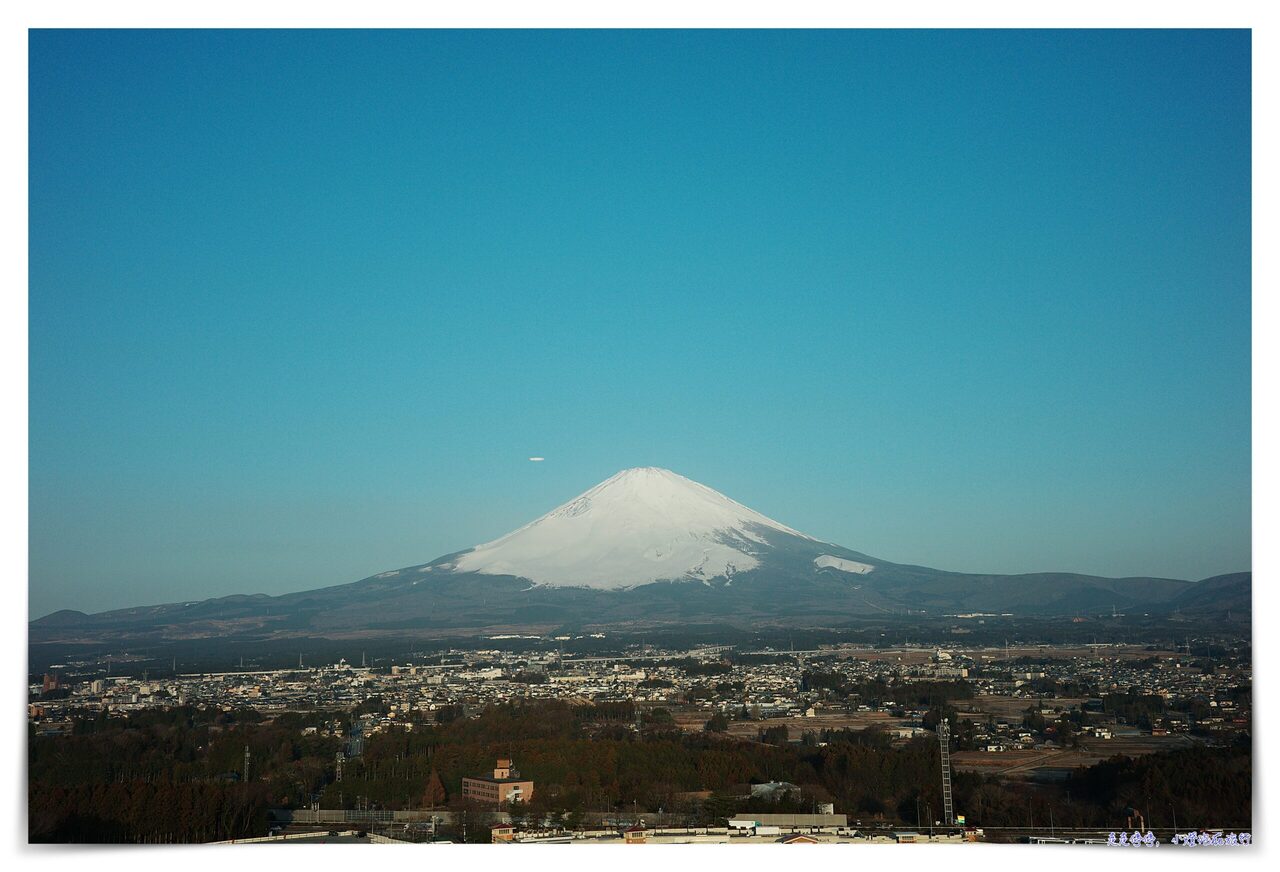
[28,633,1252,844]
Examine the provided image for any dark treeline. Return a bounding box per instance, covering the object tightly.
[30,700,1250,843]
[29,708,340,843]
[30,782,269,843]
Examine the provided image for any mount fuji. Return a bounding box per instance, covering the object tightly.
[443,467,821,589]
[31,467,1243,643]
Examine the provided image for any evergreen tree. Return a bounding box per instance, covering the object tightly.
[423,770,447,808]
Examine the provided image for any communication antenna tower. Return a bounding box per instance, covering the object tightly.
[938,719,954,826]
[336,750,345,782]
[243,745,251,783]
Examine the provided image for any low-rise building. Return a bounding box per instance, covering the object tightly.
[462,758,535,807]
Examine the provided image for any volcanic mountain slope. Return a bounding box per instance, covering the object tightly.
[30,467,1241,643]
[445,467,816,588]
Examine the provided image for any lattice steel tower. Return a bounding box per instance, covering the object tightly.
[938,719,954,826]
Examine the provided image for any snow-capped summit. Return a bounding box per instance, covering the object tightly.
[447,467,817,589]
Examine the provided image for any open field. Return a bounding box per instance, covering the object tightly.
[965,645,1182,661]
[725,710,907,738]
[957,694,1090,721]
[952,734,1202,779]
[671,709,910,736]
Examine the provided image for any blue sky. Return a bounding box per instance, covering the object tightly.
[29,29,1250,617]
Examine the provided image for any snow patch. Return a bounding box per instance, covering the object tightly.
[815,555,875,575]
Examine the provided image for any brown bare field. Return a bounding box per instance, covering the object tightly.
[726,710,907,738]
[846,649,937,666]
[672,709,908,737]
[957,694,1089,721]
[951,749,1050,771]
[672,712,707,730]
[953,734,1200,778]
[966,644,1180,661]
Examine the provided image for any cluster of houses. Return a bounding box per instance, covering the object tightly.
[29,641,1250,752]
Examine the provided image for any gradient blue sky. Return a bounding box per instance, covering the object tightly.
[29,29,1250,618]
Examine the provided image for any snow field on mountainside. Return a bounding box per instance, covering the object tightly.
[450,467,817,589]
[814,555,875,574]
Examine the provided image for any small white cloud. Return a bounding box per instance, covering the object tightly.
[528,456,545,462]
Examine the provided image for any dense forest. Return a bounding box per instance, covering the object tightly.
[29,700,1251,843]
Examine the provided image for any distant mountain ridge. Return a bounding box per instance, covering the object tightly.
[30,468,1247,643]
[1167,572,1251,615]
